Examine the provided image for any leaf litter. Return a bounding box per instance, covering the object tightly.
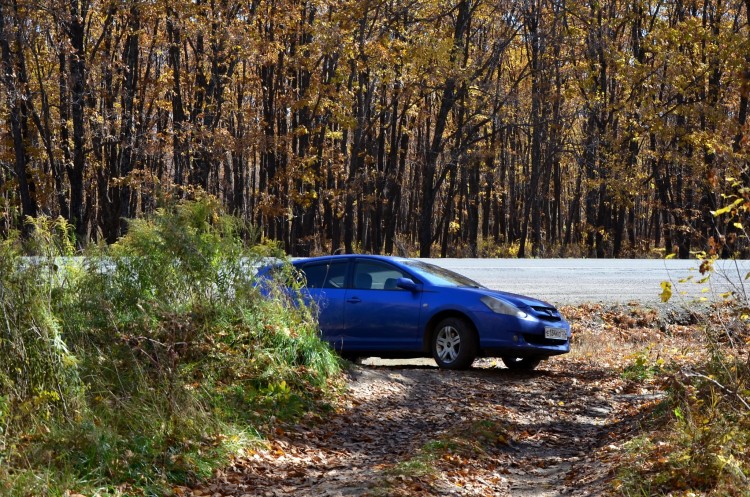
[181,304,710,497]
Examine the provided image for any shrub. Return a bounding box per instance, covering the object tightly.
[620,249,750,495]
[1,199,341,496]
[0,218,83,442]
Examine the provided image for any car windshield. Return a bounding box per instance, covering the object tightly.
[401,260,484,288]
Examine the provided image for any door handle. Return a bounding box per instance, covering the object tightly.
[346,297,361,303]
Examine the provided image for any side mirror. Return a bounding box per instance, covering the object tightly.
[396,277,418,292]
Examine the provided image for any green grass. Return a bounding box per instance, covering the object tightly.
[388,440,460,479]
[617,331,750,496]
[0,200,342,496]
[621,348,665,382]
[368,419,511,496]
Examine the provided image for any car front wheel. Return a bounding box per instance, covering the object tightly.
[432,317,476,370]
[501,356,542,371]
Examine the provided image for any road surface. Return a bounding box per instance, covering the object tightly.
[422,258,749,306]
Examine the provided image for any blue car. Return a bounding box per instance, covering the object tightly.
[262,255,570,370]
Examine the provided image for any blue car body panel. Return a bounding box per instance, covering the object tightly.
[304,287,347,346]
[342,287,423,351]
[259,255,571,360]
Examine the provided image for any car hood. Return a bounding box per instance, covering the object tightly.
[468,287,557,310]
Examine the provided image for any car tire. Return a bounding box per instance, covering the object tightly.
[501,356,542,371]
[431,317,476,370]
[340,352,360,363]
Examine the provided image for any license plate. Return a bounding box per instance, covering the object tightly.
[544,327,568,340]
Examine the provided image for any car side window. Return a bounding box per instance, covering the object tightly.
[353,261,407,290]
[299,262,348,289]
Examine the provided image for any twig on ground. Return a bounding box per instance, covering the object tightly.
[682,370,750,412]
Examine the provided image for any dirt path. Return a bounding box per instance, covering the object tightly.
[187,353,661,497]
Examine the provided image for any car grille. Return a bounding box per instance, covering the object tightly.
[530,306,562,322]
[523,333,567,345]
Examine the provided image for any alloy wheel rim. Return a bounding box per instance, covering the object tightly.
[436,325,461,363]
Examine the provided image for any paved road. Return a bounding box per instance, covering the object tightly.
[422,258,750,306]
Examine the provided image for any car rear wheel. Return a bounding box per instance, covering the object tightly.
[340,352,360,363]
[501,356,542,371]
[432,317,476,370]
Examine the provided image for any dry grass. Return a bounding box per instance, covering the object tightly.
[559,302,750,496]
[562,303,709,370]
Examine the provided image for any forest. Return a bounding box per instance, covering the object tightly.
[0,0,749,258]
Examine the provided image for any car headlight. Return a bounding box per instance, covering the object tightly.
[480,295,528,318]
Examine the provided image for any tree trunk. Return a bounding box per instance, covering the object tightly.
[68,0,88,241]
[0,1,37,231]
[418,0,470,257]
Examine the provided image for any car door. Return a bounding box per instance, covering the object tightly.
[297,260,349,349]
[342,259,422,351]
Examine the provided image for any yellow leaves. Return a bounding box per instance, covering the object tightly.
[325,129,344,140]
[711,197,745,217]
[660,281,673,302]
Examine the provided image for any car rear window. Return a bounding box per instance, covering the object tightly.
[299,262,348,289]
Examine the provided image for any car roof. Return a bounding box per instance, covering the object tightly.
[293,254,410,265]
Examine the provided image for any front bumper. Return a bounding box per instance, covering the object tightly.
[474,311,571,357]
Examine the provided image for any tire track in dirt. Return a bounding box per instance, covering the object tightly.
[186,356,652,497]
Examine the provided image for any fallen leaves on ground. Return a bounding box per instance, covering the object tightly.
[183,305,711,497]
